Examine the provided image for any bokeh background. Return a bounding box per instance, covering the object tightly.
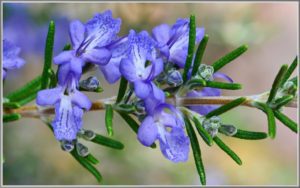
[2,2,298,185]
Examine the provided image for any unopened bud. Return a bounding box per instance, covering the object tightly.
[167,70,183,87]
[79,76,101,92]
[282,81,297,95]
[198,64,214,81]
[76,142,89,157]
[219,124,237,136]
[203,116,221,137]
[83,129,96,140]
[61,140,75,152]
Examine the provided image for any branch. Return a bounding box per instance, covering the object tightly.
[4,94,297,119]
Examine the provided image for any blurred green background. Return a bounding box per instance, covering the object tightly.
[2,2,298,185]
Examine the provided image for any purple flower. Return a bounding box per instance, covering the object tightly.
[137,103,190,163]
[120,30,164,100]
[187,72,233,115]
[99,36,129,84]
[36,75,91,141]
[2,39,26,79]
[152,18,205,68]
[53,10,121,83]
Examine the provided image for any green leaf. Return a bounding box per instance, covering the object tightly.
[70,149,102,182]
[273,95,294,109]
[183,15,196,82]
[281,57,298,86]
[91,134,124,150]
[191,34,209,76]
[192,117,213,146]
[62,43,71,51]
[289,76,298,86]
[274,110,298,133]
[85,154,100,165]
[41,21,55,89]
[213,136,242,165]
[117,111,156,149]
[227,129,267,140]
[105,104,114,136]
[206,81,242,90]
[5,75,42,104]
[212,45,248,72]
[116,77,128,103]
[187,78,206,89]
[185,116,206,185]
[18,93,38,106]
[48,69,58,88]
[113,104,136,113]
[254,102,276,139]
[206,97,246,118]
[3,113,22,122]
[3,102,21,109]
[267,64,288,103]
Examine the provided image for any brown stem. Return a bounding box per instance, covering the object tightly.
[3,95,297,119]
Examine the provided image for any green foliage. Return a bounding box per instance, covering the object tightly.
[274,110,298,133]
[191,35,209,76]
[254,102,276,139]
[105,104,114,136]
[5,75,42,106]
[116,77,128,103]
[183,15,196,82]
[212,45,248,72]
[70,148,102,183]
[192,117,213,146]
[184,116,206,185]
[41,21,55,89]
[227,129,267,140]
[206,81,242,90]
[267,64,288,104]
[3,113,22,122]
[281,57,298,86]
[91,134,124,150]
[206,97,246,118]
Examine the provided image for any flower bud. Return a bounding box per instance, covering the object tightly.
[282,81,297,95]
[83,129,96,140]
[167,70,183,87]
[203,116,221,137]
[79,76,101,92]
[219,124,237,136]
[76,142,89,157]
[61,140,75,152]
[198,64,214,81]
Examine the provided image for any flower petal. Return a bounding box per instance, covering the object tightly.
[36,87,62,106]
[71,90,92,110]
[99,59,121,84]
[120,58,138,82]
[137,116,158,146]
[151,83,165,102]
[169,49,187,68]
[69,20,85,50]
[82,47,112,65]
[213,72,233,83]
[159,127,190,163]
[53,51,73,65]
[152,24,170,45]
[85,10,121,49]
[134,81,151,99]
[147,58,164,81]
[196,27,205,43]
[52,98,78,141]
